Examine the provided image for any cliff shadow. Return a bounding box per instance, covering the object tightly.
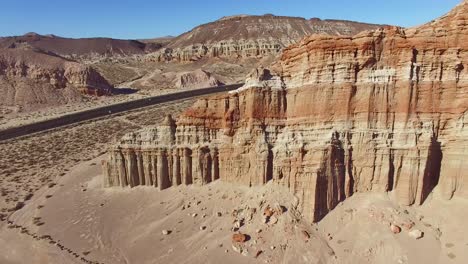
[420,139,443,204]
[112,87,138,95]
[313,135,346,222]
[266,148,274,183]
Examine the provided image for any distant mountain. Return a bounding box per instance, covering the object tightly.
[149,14,386,62]
[0,33,163,60]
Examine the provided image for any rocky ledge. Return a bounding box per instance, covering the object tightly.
[103,1,467,222]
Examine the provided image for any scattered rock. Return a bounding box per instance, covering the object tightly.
[408,229,424,239]
[232,244,242,253]
[162,230,170,235]
[200,226,207,231]
[232,233,248,243]
[390,224,402,234]
[233,219,243,229]
[401,221,415,230]
[301,230,310,241]
[264,206,274,217]
[256,229,262,233]
[272,203,285,215]
[255,250,263,258]
[269,216,278,225]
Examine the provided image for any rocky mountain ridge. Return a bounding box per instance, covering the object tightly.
[103,1,467,223]
[0,32,162,61]
[148,14,384,62]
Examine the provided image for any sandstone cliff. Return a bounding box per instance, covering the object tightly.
[148,15,384,62]
[0,48,113,109]
[103,2,467,222]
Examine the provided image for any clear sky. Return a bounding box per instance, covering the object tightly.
[0,0,462,39]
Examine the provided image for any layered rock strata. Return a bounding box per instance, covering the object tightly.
[103,2,467,222]
[0,48,113,108]
[148,15,383,62]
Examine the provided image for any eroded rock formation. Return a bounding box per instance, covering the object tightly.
[103,2,467,222]
[175,69,222,89]
[0,48,113,108]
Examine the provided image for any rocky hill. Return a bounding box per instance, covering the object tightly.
[149,15,384,62]
[0,32,162,61]
[103,1,467,223]
[0,48,113,110]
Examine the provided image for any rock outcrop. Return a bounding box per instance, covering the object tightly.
[148,15,384,62]
[103,2,467,222]
[175,69,222,89]
[0,48,113,109]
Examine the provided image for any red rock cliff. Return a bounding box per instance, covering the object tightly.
[103,2,467,222]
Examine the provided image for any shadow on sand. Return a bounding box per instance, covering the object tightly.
[112,87,139,95]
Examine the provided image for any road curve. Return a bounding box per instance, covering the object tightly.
[0,84,243,142]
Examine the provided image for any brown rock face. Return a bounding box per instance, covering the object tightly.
[103,2,467,222]
[0,48,113,109]
[148,15,384,62]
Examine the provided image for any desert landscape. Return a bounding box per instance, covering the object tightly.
[0,1,467,264]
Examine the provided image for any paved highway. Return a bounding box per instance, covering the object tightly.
[0,84,243,142]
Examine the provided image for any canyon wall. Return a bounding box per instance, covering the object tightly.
[103,2,467,222]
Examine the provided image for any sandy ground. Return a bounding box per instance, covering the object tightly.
[2,153,467,264]
[318,193,468,264]
[1,157,335,264]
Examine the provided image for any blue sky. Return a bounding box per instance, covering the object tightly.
[0,0,462,39]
